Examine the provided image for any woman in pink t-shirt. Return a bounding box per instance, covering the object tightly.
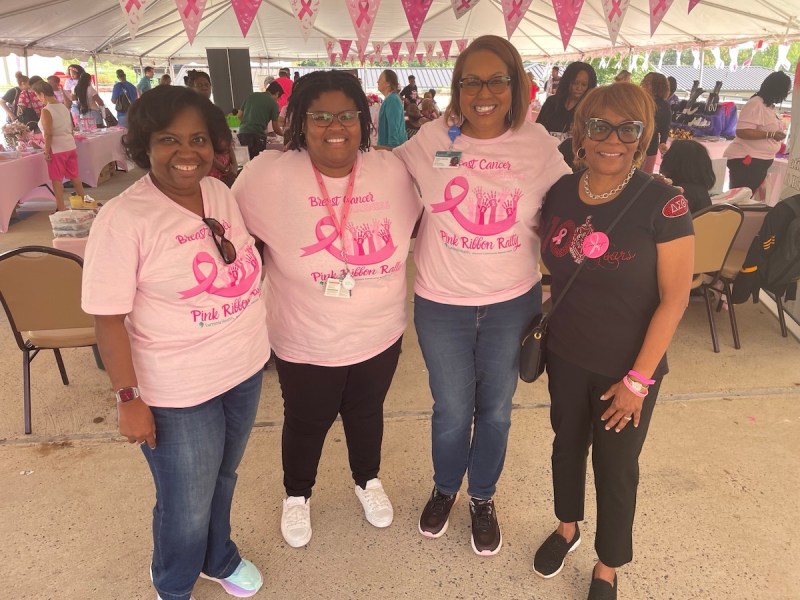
[234,71,420,550]
[393,35,571,557]
[82,86,269,600]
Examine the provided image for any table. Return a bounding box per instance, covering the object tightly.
[0,152,51,233]
[74,127,128,187]
[52,236,88,258]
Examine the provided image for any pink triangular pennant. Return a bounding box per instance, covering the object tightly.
[424,42,436,57]
[289,0,320,40]
[406,41,418,56]
[388,55,395,66]
[324,37,336,55]
[688,0,700,12]
[369,55,375,65]
[440,40,453,60]
[416,53,424,64]
[451,0,480,19]
[118,0,149,39]
[231,0,262,38]
[649,0,675,36]
[174,0,207,44]
[601,0,630,47]
[356,40,368,62]
[388,41,403,61]
[346,0,380,48]
[398,54,406,63]
[373,41,384,56]
[552,0,585,50]
[456,38,468,53]
[339,39,353,57]
[500,0,533,39]
[330,52,337,66]
[401,0,433,41]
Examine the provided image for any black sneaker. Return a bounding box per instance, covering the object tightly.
[469,497,502,556]
[418,487,458,538]
[587,573,617,600]
[533,524,581,578]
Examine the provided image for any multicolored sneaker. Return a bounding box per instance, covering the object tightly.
[200,558,263,598]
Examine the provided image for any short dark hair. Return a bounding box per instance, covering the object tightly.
[32,81,54,97]
[659,139,716,190]
[29,75,43,86]
[756,71,791,106]
[554,61,598,106]
[667,76,677,96]
[144,66,154,74]
[285,70,371,152]
[124,85,232,170]
[116,69,126,79]
[408,75,415,80]
[266,81,284,97]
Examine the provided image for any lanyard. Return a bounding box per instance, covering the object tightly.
[311,155,359,270]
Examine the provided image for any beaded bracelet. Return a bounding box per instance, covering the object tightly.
[623,376,648,398]
[628,369,655,385]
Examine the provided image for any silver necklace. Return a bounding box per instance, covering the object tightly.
[583,164,636,200]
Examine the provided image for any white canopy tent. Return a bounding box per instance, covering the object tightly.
[1,0,799,64]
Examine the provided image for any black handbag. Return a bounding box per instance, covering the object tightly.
[103,108,118,127]
[519,175,653,383]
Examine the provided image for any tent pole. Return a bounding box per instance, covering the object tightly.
[92,54,98,83]
[24,48,28,74]
[698,44,705,89]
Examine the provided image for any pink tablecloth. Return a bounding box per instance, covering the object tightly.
[52,236,88,258]
[0,153,51,233]
[74,128,128,187]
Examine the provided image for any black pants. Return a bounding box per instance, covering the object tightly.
[275,337,403,498]
[727,157,773,193]
[237,132,267,160]
[546,351,661,568]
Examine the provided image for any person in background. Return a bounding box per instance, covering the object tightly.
[400,75,418,106]
[137,66,155,96]
[614,69,632,83]
[233,70,420,550]
[528,71,540,101]
[534,83,693,600]
[1,72,43,130]
[81,85,269,600]
[1,71,24,122]
[419,97,437,121]
[32,80,86,211]
[75,72,106,128]
[186,69,238,187]
[159,74,172,86]
[659,139,715,213]
[376,69,407,149]
[426,88,441,118]
[405,101,429,138]
[293,71,300,83]
[227,108,241,128]
[111,69,138,128]
[545,66,561,96]
[237,80,284,159]
[640,72,671,174]
[723,71,791,193]
[537,62,597,140]
[393,34,571,558]
[47,75,71,109]
[63,64,85,126]
[667,76,680,106]
[275,68,293,111]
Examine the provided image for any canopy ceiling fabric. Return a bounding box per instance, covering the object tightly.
[1,0,799,63]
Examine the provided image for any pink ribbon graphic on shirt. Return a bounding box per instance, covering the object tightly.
[300,216,397,265]
[431,176,519,236]
[177,251,259,300]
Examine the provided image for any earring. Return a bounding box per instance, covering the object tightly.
[633,149,643,164]
[576,147,586,159]
[507,106,513,123]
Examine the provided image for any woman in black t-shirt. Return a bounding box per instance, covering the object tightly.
[641,72,672,174]
[532,84,694,600]
[659,139,716,213]
[536,62,597,141]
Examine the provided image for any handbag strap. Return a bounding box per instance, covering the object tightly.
[547,173,653,318]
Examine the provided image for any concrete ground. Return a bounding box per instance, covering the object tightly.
[1,168,799,600]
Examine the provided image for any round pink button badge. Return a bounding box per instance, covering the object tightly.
[581,232,609,259]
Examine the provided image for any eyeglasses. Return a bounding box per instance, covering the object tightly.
[306,110,361,127]
[585,118,644,144]
[459,76,513,96]
[203,217,237,265]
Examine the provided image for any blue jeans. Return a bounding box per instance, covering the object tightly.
[414,285,541,499]
[142,371,262,600]
[117,112,127,127]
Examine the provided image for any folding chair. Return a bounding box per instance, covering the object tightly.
[691,204,744,352]
[0,246,100,434]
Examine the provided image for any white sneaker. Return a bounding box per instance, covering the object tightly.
[281,496,312,548]
[355,478,394,528]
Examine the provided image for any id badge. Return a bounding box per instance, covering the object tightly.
[323,277,351,298]
[433,150,462,168]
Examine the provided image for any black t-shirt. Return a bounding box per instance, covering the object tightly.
[400,84,418,102]
[2,87,18,104]
[536,95,574,136]
[646,98,672,156]
[681,183,712,214]
[540,170,694,379]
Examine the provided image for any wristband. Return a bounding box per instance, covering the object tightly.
[622,376,648,398]
[627,369,655,385]
[767,131,773,139]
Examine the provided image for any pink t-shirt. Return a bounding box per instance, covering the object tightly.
[234,149,420,366]
[393,119,571,306]
[723,96,785,161]
[82,174,270,408]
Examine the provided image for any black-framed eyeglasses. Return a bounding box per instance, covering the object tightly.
[306,110,361,127]
[203,217,237,265]
[585,118,644,144]
[459,76,513,96]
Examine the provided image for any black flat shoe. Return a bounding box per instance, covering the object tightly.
[587,573,617,600]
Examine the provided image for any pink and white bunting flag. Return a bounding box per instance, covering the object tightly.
[356,40,368,62]
[455,38,469,53]
[649,0,674,36]
[406,41,418,57]
[401,0,433,41]
[601,0,630,47]
[416,53,424,64]
[500,0,532,39]
[440,40,453,59]
[290,0,320,40]
[174,0,207,44]
[324,37,336,56]
[552,0,585,50]
[388,55,395,66]
[346,0,380,48]
[688,0,700,12]
[339,39,353,58]
[451,0,480,19]
[231,0,262,38]
[388,41,403,61]
[373,41,384,57]
[424,42,436,58]
[369,55,375,65]
[118,0,149,39]
[329,53,337,66]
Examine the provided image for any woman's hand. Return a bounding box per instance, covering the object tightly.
[599,381,643,432]
[118,398,156,449]
[772,130,786,142]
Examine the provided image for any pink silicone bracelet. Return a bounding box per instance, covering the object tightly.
[623,376,648,398]
[628,370,655,385]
